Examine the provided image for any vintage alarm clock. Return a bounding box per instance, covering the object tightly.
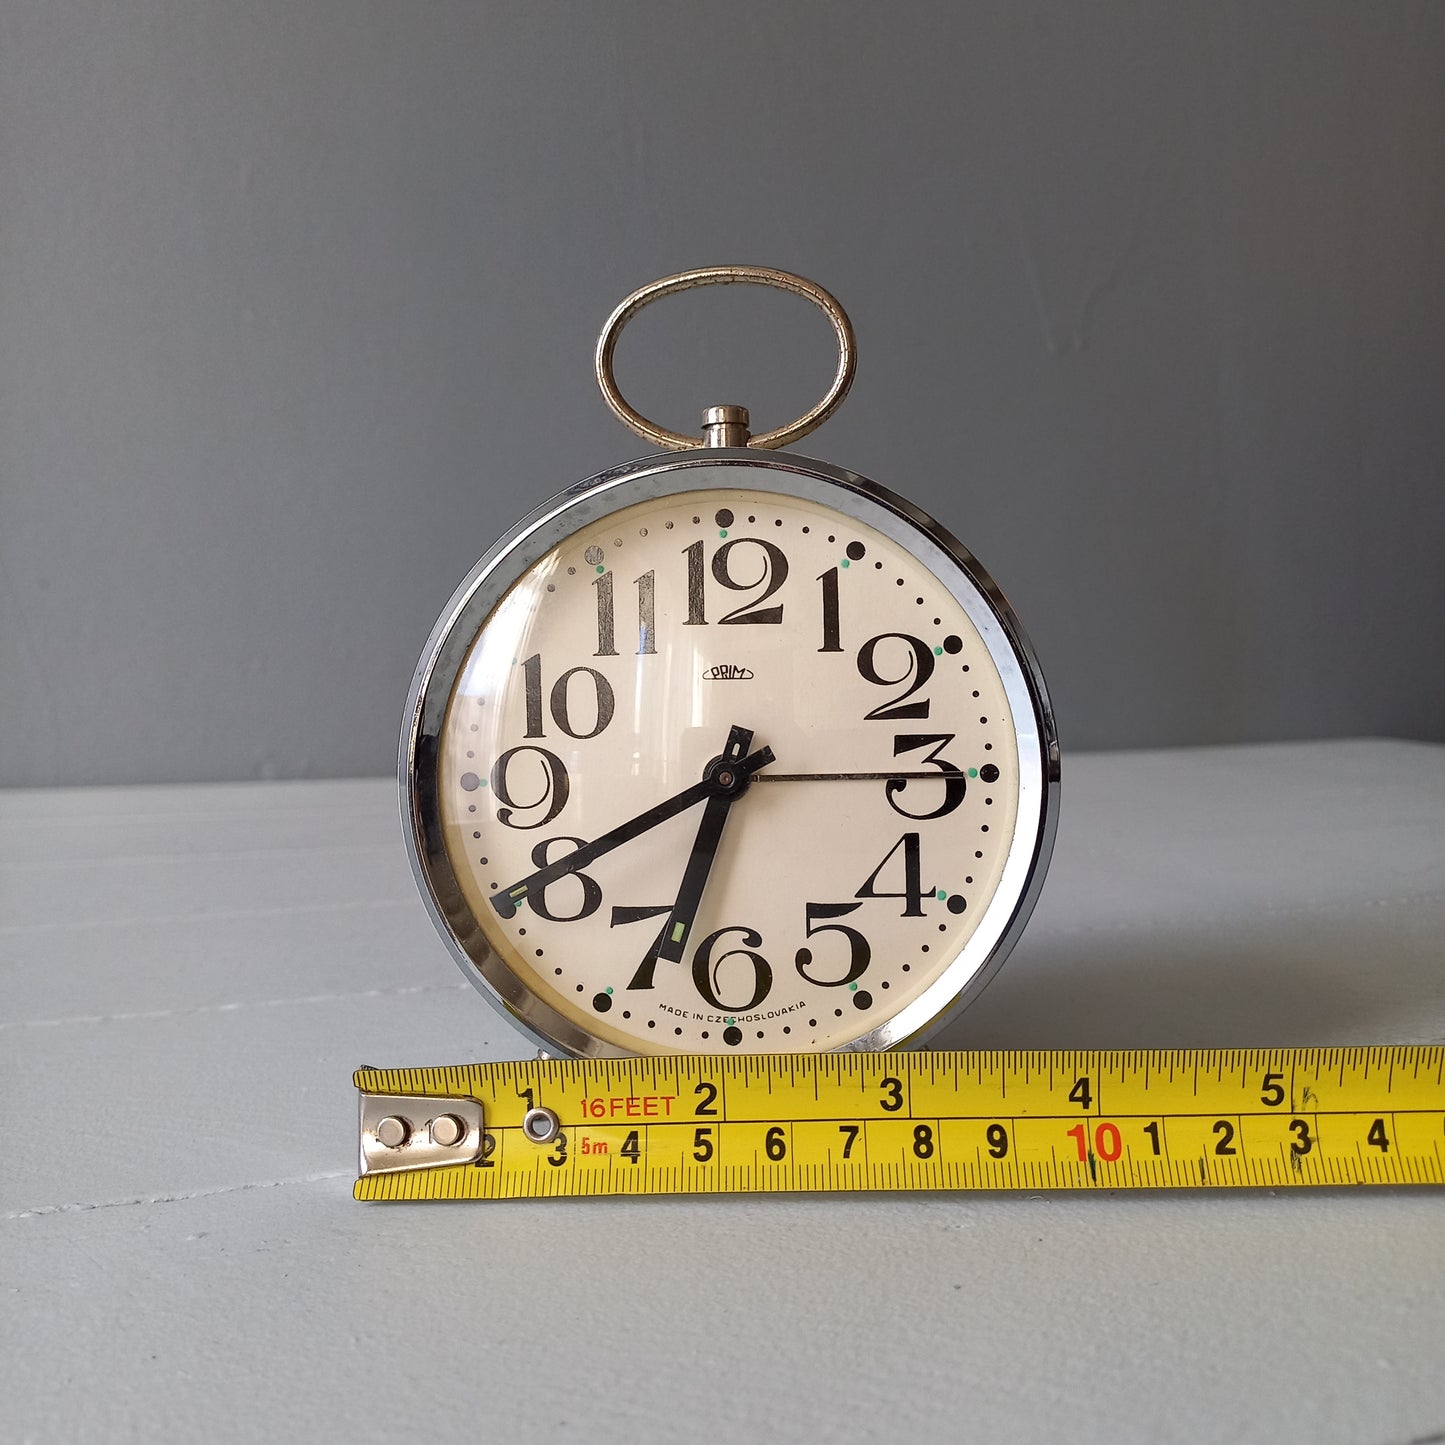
[402,267,1058,1058]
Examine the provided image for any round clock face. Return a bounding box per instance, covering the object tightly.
[407,455,1056,1057]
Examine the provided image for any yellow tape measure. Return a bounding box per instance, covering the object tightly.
[354,1048,1445,1200]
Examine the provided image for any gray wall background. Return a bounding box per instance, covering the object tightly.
[2,1,1442,787]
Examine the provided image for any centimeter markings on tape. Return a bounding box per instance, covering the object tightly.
[353,1048,1445,1201]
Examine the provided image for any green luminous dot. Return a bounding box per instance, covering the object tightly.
[841,558,850,568]
[848,982,858,991]
[936,888,947,900]
[719,529,728,538]
[933,645,943,655]
[605,987,613,995]
[967,767,978,778]
[595,564,604,573]
[725,1017,736,1026]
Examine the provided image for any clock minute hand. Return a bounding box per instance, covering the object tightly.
[491,733,774,920]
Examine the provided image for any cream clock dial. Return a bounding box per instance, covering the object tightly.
[403,270,1058,1058]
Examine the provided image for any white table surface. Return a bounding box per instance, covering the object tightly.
[3,739,1443,1445]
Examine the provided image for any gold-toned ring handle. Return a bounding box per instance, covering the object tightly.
[594,265,857,451]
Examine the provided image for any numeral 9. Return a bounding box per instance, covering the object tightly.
[491,746,570,830]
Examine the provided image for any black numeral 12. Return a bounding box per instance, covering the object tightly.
[683,538,788,626]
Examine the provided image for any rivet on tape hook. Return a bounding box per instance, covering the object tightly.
[358,1092,485,1177]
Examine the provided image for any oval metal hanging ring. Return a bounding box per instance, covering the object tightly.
[594,265,857,452]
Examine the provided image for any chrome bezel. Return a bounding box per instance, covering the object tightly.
[401,448,1060,1058]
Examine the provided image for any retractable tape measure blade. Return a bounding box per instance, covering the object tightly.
[355,1049,1445,1200]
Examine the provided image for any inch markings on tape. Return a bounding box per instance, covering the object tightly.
[353,1048,1445,1201]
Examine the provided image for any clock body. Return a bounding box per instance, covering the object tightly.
[403,449,1058,1058]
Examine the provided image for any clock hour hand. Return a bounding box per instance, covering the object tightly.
[491,725,773,920]
[654,724,758,965]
